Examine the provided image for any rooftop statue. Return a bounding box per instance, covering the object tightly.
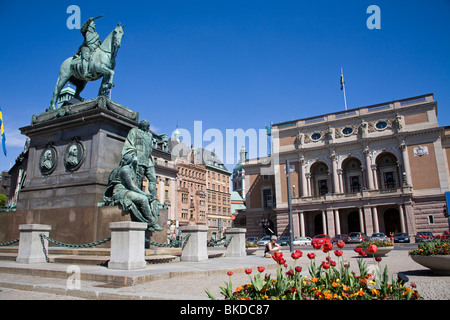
[48,15,124,111]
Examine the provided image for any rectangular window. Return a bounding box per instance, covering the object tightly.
[349,176,361,192]
[427,215,435,225]
[383,172,396,189]
[318,180,328,195]
[263,189,273,208]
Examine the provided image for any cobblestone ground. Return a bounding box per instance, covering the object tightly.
[115,249,450,300]
[0,247,448,300]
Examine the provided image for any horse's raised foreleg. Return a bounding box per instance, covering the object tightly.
[97,65,115,97]
[74,80,87,101]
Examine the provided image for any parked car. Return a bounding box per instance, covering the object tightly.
[246,237,259,245]
[292,237,312,246]
[393,233,410,243]
[415,232,434,242]
[345,232,369,243]
[370,233,389,241]
[276,236,290,246]
[257,235,272,246]
[332,234,347,243]
[311,234,331,247]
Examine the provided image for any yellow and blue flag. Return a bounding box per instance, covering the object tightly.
[0,107,6,156]
[340,72,344,90]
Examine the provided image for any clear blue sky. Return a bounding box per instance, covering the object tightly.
[0,0,449,172]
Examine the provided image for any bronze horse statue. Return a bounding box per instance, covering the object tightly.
[48,23,124,111]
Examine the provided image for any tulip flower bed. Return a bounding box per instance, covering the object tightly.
[206,241,421,300]
[357,239,394,248]
[409,236,449,256]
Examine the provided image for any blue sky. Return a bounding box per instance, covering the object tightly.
[0,0,449,172]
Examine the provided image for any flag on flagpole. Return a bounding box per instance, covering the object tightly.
[0,107,6,156]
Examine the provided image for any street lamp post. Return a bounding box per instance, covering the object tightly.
[286,159,294,253]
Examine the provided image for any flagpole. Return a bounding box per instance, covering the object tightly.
[341,67,348,111]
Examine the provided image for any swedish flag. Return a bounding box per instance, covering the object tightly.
[0,107,6,156]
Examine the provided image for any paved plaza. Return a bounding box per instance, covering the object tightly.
[0,244,448,300]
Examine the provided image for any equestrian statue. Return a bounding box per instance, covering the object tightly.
[48,15,124,111]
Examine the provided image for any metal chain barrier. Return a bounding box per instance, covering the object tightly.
[0,238,19,247]
[39,233,111,263]
[146,233,191,249]
[207,235,233,247]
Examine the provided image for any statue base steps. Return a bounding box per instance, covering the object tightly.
[0,246,181,265]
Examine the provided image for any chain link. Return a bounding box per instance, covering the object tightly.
[0,238,19,247]
[146,234,191,248]
[39,234,111,263]
[207,235,233,247]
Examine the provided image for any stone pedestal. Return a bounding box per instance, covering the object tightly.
[18,97,138,211]
[180,225,208,262]
[16,224,52,264]
[108,221,147,270]
[225,228,247,257]
[146,208,168,248]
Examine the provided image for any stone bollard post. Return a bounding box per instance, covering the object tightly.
[224,228,247,257]
[180,225,208,262]
[16,224,52,264]
[108,221,147,270]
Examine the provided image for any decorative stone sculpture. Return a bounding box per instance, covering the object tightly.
[103,153,164,232]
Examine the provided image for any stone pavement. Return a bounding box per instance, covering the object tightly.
[0,246,449,300]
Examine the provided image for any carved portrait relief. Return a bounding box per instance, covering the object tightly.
[64,140,86,172]
[39,146,58,176]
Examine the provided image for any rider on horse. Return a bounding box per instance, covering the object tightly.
[74,15,104,78]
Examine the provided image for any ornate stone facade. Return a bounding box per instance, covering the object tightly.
[242,94,450,240]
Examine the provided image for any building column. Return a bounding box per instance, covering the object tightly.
[321,210,327,234]
[399,204,406,233]
[292,212,300,238]
[299,212,305,237]
[364,206,374,235]
[334,209,341,235]
[371,206,379,233]
[399,140,412,186]
[372,165,379,190]
[305,173,312,197]
[299,157,308,197]
[337,169,344,194]
[358,207,365,233]
[331,152,340,194]
[363,147,375,190]
[326,208,336,237]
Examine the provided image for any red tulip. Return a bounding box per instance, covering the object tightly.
[321,261,330,269]
[227,271,233,276]
[295,266,302,273]
[286,270,294,276]
[322,242,333,253]
[307,253,316,260]
[367,245,378,254]
[245,268,252,275]
[337,241,345,248]
[334,250,343,257]
[291,250,302,259]
[272,252,283,262]
[313,242,322,250]
[375,257,382,262]
[257,266,265,273]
